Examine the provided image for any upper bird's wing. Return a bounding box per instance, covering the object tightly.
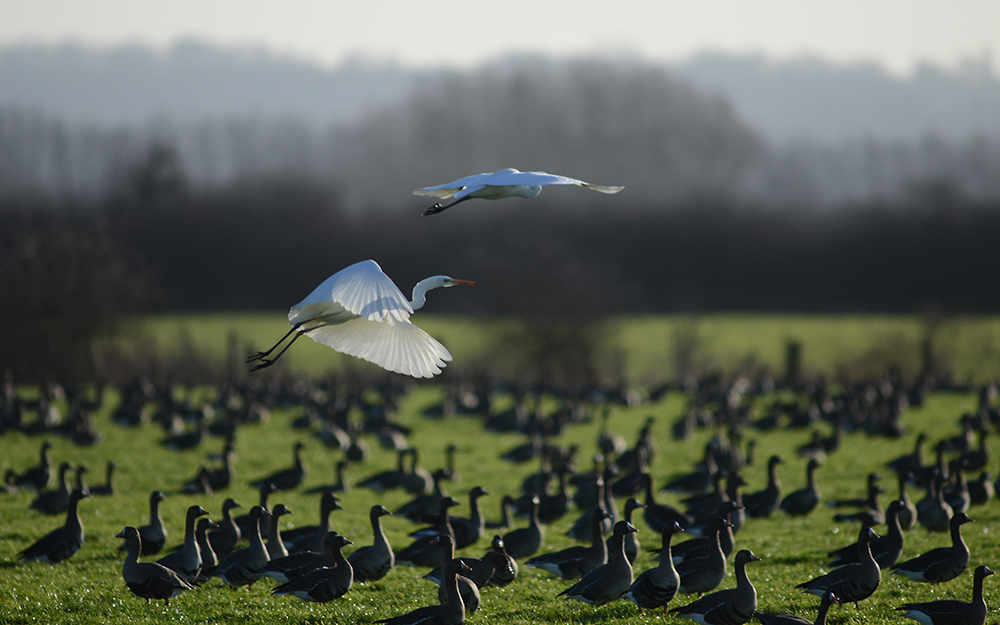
[304,316,452,379]
[413,171,500,199]
[290,260,414,326]
[494,170,624,194]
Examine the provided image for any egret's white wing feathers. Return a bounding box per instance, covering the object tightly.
[304,316,452,379]
[413,168,623,200]
[290,260,413,325]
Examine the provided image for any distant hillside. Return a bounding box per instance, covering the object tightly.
[0,40,415,127]
[672,52,1000,143]
[3,41,1000,144]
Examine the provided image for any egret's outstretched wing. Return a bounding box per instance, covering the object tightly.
[412,171,498,199]
[492,170,624,194]
[304,317,452,379]
[289,260,413,326]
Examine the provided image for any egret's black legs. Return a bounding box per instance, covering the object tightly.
[246,326,300,364]
[248,330,306,371]
[422,196,471,216]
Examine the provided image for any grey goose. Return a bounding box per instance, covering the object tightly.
[826,499,905,569]
[500,495,544,560]
[194,518,220,581]
[249,441,307,491]
[123,490,167,556]
[271,533,354,603]
[756,590,839,625]
[527,509,610,579]
[640,472,693,533]
[116,526,195,606]
[482,535,517,587]
[743,456,784,518]
[28,461,73,515]
[395,497,460,567]
[426,534,482,616]
[156,505,209,583]
[215,505,271,590]
[897,565,993,625]
[892,512,972,584]
[18,489,88,563]
[674,549,761,625]
[282,490,340,553]
[676,517,732,596]
[780,459,821,516]
[557,521,637,606]
[207,498,242,560]
[796,527,880,607]
[373,558,472,625]
[671,502,743,564]
[347,505,395,583]
[626,521,683,614]
[12,440,54,491]
[266,503,292,559]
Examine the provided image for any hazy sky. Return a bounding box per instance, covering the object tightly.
[2,0,999,75]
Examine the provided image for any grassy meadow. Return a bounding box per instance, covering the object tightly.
[2,314,1000,624]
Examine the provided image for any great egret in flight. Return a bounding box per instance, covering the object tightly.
[415,168,623,215]
[247,260,474,378]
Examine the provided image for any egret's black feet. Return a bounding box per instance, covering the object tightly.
[245,352,267,364]
[423,203,446,216]
[249,359,277,371]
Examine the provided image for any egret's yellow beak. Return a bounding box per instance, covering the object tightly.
[450,279,476,286]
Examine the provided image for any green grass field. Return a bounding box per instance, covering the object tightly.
[3,315,1000,624]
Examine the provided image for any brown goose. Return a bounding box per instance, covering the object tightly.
[374,558,472,625]
[249,442,307,491]
[347,505,395,583]
[266,504,292,559]
[557,521,637,606]
[892,512,972,584]
[780,459,821,516]
[121,491,167,556]
[13,439,54,491]
[796,527,880,607]
[216,506,271,590]
[156,505,209,583]
[116,526,195,606]
[677,517,731,595]
[482,535,517,587]
[671,502,743,564]
[29,461,73,515]
[744,455,784,518]
[208,498,242,560]
[674,549,760,625]
[89,460,116,497]
[501,495,544,560]
[303,460,350,495]
[640,472,693,533]
[427,534,482,615]
[626,521,683,614]
[826,499,905,569]
[757,590,839,625]
[18,489,88,563]
[527,510,610,579]
[395,497,460,567]
[194,518,220,581]
[282,491,341,553]
[271,533,354,603]
[897,565,993,625]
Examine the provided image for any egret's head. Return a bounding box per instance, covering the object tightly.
[422,276,475,289]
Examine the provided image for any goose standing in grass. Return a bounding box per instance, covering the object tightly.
[236,482,276,539]
[527,510,610,579]
[889,433,928,477]
[891,512,972,584]
[347,505,395,583]
[826,499,906,569]
[116,526,195,606]
[796,527,880,607]
[415,168,623,215]
[897,471,918,530]
[271,533,354,603]
[12,440,54,491]
[557,521,637,606]
[156,505,209,583]
[208,498,242,560]
[250,442,307,492]
[917,473,954,532]
[395,497,460,567]
[359,449,410,492]
[216,506,271,590]
[482,535,518,587]
[756,591,839,625]
[626,521,683,614]
[18,489,88,563]
[614,498,645,565]
[671,502,743,564]
[966,471,994,505]
[266,504,292,559]
[29,461,73,515]
[304,460,350,494]
[439,486,489,549]
[780,459,821,516]
[674,550,761,625]
[897,565,993,625]
[501,495,544,560]
[283,491,341,554]
[89,460,116,497]
[374,558,472,625]
[640,472,693,533]
[120,491,167,556]
[676,517,732,596]
[194,518,220,581]
[426,534,482,615]
[744,456,784,518]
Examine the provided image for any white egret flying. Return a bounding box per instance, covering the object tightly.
[247,260,474,378]
[415,168,623,215]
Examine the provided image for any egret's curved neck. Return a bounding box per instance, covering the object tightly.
[410,278,444,311]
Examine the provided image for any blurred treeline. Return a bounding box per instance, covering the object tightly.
[2,58,999,381]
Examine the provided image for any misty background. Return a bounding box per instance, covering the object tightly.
[2,41,999,379]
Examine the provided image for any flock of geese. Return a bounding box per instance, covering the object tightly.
[4,372,1000,625]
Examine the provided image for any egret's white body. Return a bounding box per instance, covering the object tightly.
[415,168,623,214]
[247,260,473,378]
